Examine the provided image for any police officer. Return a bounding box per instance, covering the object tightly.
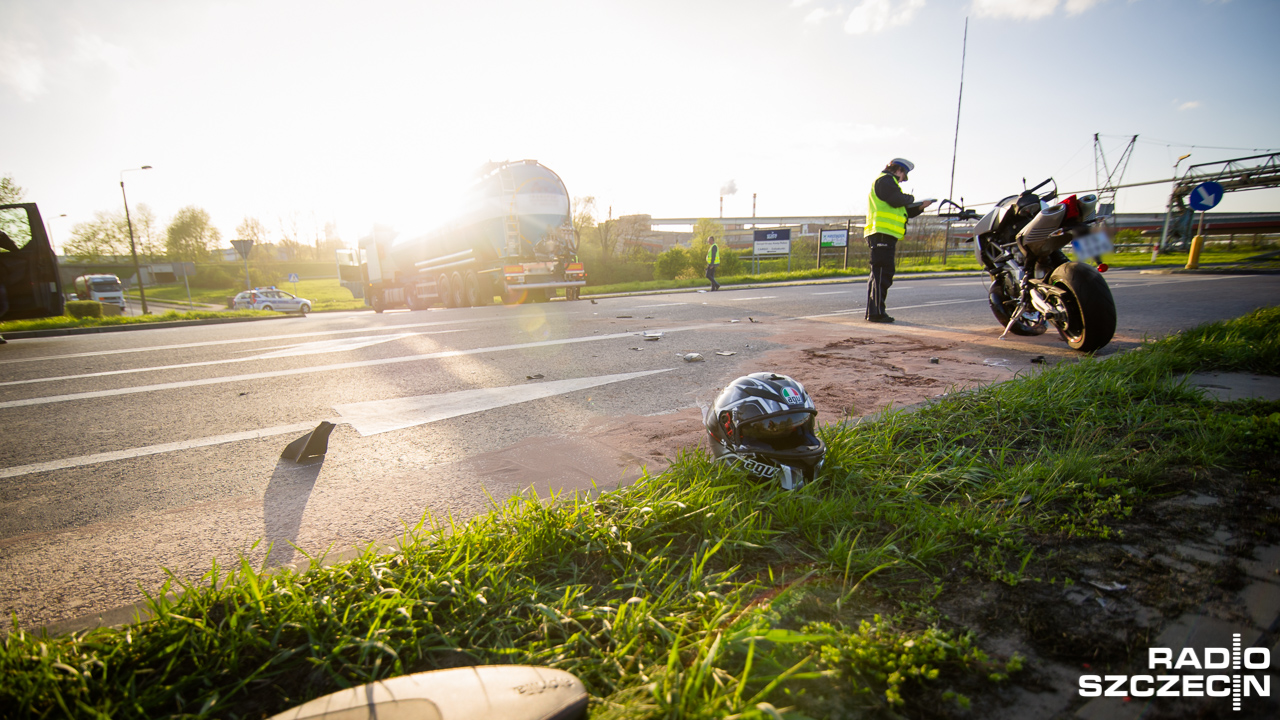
[705,238,721,291]
[864,158,931,322]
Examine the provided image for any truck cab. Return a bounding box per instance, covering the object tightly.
[73,274,127,310]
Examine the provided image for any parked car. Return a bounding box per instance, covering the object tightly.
[232,288,311,314]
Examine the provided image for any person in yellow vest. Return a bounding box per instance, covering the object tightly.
[864,158,931,322]
[705,238,721,291]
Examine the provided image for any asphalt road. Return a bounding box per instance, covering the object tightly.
[2,268,1276,630]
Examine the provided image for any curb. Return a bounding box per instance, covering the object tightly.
[579,270,988,301]
[3,313,293,340]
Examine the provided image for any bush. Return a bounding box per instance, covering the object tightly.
[655,246,695,280]
[65,300,102,319]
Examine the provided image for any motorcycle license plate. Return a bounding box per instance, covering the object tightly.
[1071,231,1113,260]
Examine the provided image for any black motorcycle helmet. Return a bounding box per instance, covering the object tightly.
[705,373,825,490]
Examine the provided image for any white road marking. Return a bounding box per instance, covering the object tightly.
[0,422,319,479]
[0,332,448,388]
[0,322,471,365]
[721,296,777,301]
[794,298,982,320]
[0,370,673,477]
[0,324,722,409]
[252,334,415,359]
[810,290,850,295]
[632,303,688,308]
[335,369,672,435]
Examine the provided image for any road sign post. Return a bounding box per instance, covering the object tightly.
[288,272,300,295]
[231,240,255,291]
[1185,181,1223,269]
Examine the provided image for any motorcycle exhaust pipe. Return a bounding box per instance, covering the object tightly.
[1019,203,1066,244]
[1076,193,1099,221]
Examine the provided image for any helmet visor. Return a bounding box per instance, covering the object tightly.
[739,411,814,439]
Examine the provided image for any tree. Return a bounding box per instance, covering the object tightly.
[570,196,596,253]
[690,218,725,255]
[0,174,24,204]
[132,204,164,260]
[166,206,220,262]
[64,210,131,262]
[277,212,308,260]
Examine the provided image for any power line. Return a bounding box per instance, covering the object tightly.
[1097,134,1279,153]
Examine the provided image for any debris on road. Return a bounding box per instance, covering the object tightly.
[929,357,940,364]
[642,332,664,341]
[526,374,544,380]
[682,353,705,362]
[715,351,736,356]
[281,421,336,463]
[616,315,633,319]
[1031,355,1046,364]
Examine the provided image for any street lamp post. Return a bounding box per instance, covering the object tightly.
[121,166,153,314]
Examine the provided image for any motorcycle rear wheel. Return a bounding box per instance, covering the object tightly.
[988,276,1047,336]
[1047,262,1116,353]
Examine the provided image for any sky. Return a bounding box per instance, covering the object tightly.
[2,0,1278,251]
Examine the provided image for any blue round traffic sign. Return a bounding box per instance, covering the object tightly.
[1188,181,1224,212]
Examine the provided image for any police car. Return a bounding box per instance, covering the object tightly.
[233,287,311,314]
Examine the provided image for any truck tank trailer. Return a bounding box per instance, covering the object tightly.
[341,160,585,311]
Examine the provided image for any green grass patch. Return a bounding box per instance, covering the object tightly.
[134,278,367,312]
[0,310,280,334]
[4,307,1277,718]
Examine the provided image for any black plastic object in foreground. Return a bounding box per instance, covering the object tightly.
[281,421,335,463]
[267,665,588,720]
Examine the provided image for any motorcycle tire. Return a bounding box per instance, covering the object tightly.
[988,276,1047,336]
[1047,261,1116,353]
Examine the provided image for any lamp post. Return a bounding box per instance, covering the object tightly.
[121,165,153,314]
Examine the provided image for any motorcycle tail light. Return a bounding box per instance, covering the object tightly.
[1060,194,1081,223]
[1097,263,1108,273]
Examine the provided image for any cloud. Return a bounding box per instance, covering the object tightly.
[721,180,738,196]
[0,50,47,101]
[1064,0,1104,13]
[973,0,1106,19]
[1178,100,1201,111]
[806,6,842,23]
[791,0,814,6]
[844,0,926,35]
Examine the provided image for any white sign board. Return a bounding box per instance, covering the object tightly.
[820,229,848,248]
[753,239,791,255]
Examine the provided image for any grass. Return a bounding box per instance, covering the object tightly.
[0,309,279,334]
[3,308,1278,718]
[134,279,367,312]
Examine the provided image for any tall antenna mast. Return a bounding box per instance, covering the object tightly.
[948,17,968,203]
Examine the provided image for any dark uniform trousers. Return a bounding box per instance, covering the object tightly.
[865,233,896,318]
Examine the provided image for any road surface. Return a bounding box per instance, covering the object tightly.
[1,269,1275,631]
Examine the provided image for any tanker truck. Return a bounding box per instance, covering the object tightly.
[341,160,586,311]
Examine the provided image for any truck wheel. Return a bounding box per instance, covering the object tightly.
[436,274,454,308]
[464,271,489,307]
[529,289,549,303]
[405,285,423,311]
[451,271,468,307]
[566,287,580,301]
[501,286,523,305]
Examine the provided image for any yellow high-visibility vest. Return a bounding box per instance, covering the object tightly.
[865,173,908,239]
[706,244,719,265]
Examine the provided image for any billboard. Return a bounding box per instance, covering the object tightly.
[753,228,791,256]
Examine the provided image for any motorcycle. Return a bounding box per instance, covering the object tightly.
[940,179,1117,353]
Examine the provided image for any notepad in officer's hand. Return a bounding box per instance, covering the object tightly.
[908,198,937,209]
